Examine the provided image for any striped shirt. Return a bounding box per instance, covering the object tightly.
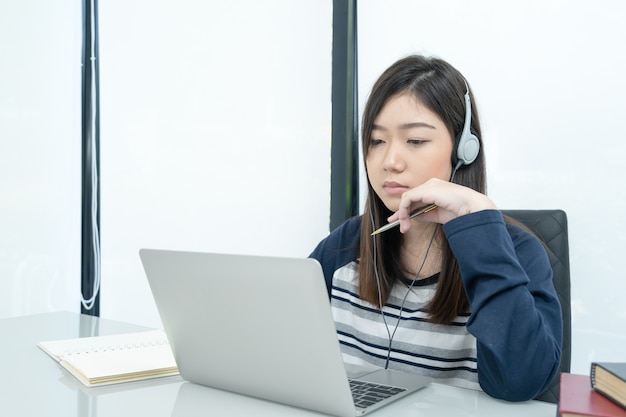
[330,260,480,391]
[311,211,562,400]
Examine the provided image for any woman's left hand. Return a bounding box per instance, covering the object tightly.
[388,178,497,233]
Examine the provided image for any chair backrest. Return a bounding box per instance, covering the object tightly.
[501,209,571,403]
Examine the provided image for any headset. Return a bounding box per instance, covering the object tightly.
[453,84,480,169]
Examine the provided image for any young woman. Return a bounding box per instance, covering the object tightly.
[309,55,562,401]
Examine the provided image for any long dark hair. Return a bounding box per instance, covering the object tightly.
[358,55,487,324]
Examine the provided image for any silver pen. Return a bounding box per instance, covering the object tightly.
[370,204,438,236]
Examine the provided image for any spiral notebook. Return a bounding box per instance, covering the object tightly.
[38,330,179,387]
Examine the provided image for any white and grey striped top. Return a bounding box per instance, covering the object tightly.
[330,260,480,391]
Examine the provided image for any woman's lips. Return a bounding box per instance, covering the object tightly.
[383,181,409,195]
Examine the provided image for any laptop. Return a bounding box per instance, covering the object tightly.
[139,249,432,417]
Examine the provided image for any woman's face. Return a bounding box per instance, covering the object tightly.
[366,92,454,212]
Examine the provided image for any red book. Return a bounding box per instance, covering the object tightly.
[560,373,626,417]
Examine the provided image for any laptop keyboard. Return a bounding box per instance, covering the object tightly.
[349,379,406,409]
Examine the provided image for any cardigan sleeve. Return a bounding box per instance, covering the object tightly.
[443,210,562,401]
[309,216,362,296]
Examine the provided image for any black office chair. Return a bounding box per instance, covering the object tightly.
[501,209,571,404]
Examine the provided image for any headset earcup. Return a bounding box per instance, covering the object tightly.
[453,88,481,167]
[458,132,480,165]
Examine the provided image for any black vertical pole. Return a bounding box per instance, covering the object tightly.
[330,0,359,231]
[81,0,100,316]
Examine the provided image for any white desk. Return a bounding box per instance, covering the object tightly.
[0,312,558,417]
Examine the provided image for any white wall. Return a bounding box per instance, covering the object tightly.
[357,0,626,374]
[98,1,333,328]
[0,0,82,318]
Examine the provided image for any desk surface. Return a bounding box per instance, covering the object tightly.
[1,311,558,417]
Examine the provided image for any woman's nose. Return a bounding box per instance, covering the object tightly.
[382,143,405,172]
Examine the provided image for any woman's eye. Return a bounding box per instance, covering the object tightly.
[370,138,384,146]
[408,139,425,145]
